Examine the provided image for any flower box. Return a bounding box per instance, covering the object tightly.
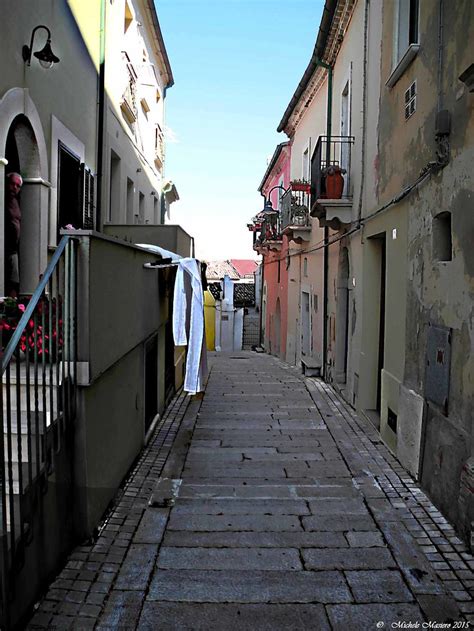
[290,180,311,193]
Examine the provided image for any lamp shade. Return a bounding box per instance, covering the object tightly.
[34,40,60,68]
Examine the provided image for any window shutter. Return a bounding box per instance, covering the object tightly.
[80,163,95,230]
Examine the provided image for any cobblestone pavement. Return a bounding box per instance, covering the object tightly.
[28,352,474,630]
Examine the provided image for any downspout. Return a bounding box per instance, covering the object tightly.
[357,0,370,223]
[317,60,333,381]
[258,192,266,348]
[96,0,106,231]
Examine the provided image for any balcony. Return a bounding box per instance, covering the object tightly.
[155,124,165,170]
[251,212,282,254]
[120,52,138,125]
[310,135,355,229]
[280,182,311,244]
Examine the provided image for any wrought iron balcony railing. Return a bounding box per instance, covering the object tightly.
[310,135,355,200]
[121,52,138,124]
[280,182,311,232]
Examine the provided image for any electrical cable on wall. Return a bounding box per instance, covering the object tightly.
[257,161,437,269]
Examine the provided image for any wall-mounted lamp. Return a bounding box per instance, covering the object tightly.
[23,25,60,68]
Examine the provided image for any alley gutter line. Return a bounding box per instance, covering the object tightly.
[302,374,470,621]
[133,370,210,630]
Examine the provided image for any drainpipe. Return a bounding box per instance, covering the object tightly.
[314,59,333,381]
[258,192,266,348]
[95,0,106,231]
[357,0,370,224]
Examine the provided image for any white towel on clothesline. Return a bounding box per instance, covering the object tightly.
[172,258,208,394]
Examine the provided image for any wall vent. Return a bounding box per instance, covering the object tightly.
[387,408,398,433]
[405,81,417,119]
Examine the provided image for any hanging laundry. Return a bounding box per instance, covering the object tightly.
[173,258,208,394]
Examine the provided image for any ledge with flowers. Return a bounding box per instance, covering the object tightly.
[0,295,63,360]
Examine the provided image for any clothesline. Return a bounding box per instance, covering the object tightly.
[143,262,179,269]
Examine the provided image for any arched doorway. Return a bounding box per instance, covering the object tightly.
[274,297,281,357]
[0,88,49,296]
[5,115,43,295]
[335,246,350,383]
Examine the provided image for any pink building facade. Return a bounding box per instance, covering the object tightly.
[255,142,291,358]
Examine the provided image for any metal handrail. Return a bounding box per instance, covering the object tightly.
[0,234,78,629]
[2,236,71,371]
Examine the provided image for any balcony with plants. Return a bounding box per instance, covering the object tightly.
[279,180,312,244]
[249,204,282,254]
[310,135,355,229]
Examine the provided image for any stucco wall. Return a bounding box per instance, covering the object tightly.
[376,0,474,540]
[103,223,194,257]
[73,232,172,534]
[261,146,291,358]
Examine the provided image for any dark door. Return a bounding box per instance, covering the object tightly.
[57,142,81,239]
[376,236,386,412]
[144,336,158,433]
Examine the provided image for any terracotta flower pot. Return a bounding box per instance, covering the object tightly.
[325,172,345,199]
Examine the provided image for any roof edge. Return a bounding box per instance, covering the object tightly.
[145,0,174,89]
[257,142,290,192]
[277,0,338,134]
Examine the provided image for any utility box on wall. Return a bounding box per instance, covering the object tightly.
[425,323,452,415]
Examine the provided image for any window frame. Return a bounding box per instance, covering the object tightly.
[386,0,420,88]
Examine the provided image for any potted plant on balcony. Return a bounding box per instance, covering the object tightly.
[322,165,346,199]
[290,179,311,193]
[291,198,309,226]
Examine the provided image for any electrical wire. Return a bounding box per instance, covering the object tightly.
[256,164,435,268]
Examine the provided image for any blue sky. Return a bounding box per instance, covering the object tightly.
[156,0,324,261]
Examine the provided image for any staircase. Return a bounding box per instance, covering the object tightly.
[0,236,78,629]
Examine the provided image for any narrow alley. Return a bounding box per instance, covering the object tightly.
[29,353,474,630]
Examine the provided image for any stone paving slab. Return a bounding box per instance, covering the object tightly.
[113,544,156,591]
[345,570,415,602]
[183,463,288,477]
[302,514,379,531]
[156,547,303,570]
[327,603,424,631]
[162,530,349,548]
[28,352,474,629]
[147,569,352,603]
[166,513,304,532]
[132,509,168,544]
[137,602,331,630]
[169,498,310,515]
[308,498,367,514]
[302,547,396,570]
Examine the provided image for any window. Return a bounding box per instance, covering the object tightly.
[124,1,133,32]
[138,192,145,224]
[387,0,420,87]
[109,150,121,222]
[303,257,308,277]
[395,0,419,64]
[302,147,309,182]
[277,260,281,284]
[405,81,417,119]
[433,212,452,262]
[126,178,134,223]
[153,196,159,223]
[57,142,81,238]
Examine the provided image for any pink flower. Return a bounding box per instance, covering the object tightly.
[18,304,26,312]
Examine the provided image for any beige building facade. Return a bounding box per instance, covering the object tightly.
[264,0,474,544]
[102,0,177,228]
[0,3,191,623]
